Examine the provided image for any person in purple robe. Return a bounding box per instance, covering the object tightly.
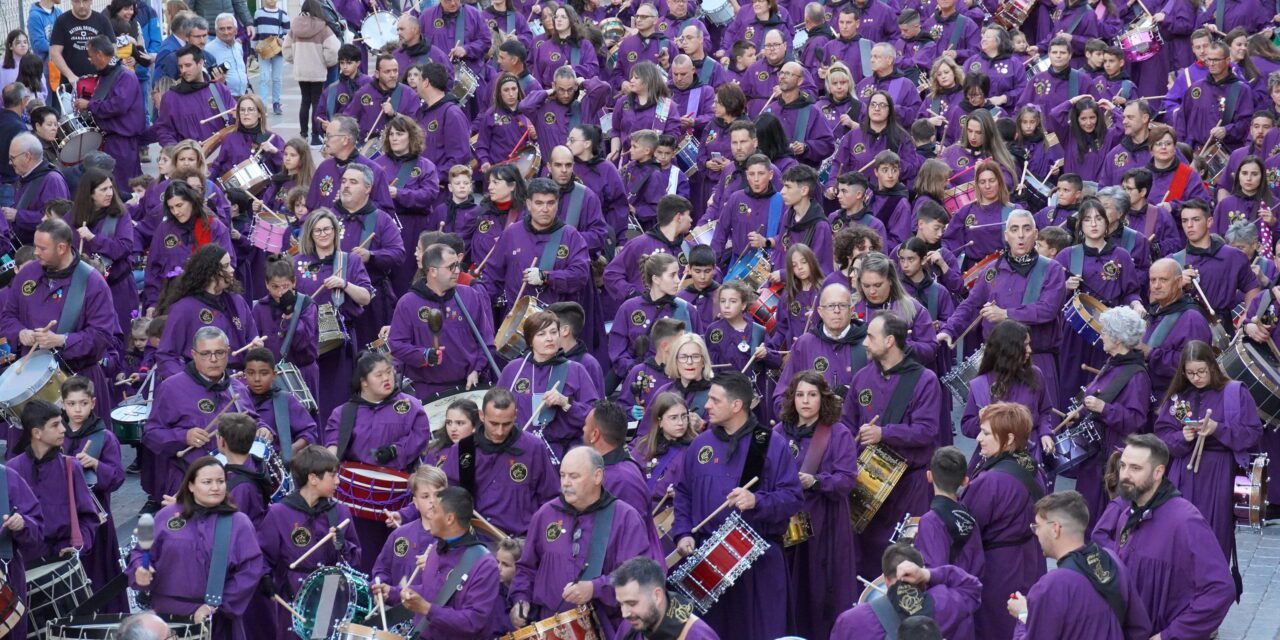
[242,349,318,459]
[1175,40,1253,151]
[646,334,718,431]
[529,7,600,87]
[709,153,780,269]
[59,376,128,613]
[830,95,919,197]
[823,9,875,85]
[1216,112,1275,199]
[773,371,857,640]
[496,311,600,459]
[621,132,671,229]
[853,45,923,127]
[333,162,406,342]
[964,26,1027,110]
[1092,434,1236,637]
[258,446,361,639]
[609,252,702,380]
[209,94,286,183]
[703,121,785,226]
[412,62,476,172]
[1102,102,1155,188]
[372,464,443,593]
[602,195,692,304]
[1048,96,1124,185]
[347,56,422,141]
[568,125,630,248]
[667,55,716,141]
[145,326,263,501]
[0,458,42,640]
[0,218,121,420]
[940,207,1068,405]
[958,320,1057,470]
[128,457,267,640]
[10,400,98,566]
[1018,38,1091,113]
[739,30,814,115]
[611,64,682,159]
[772,282,867,412]
[585,399,659,522]
[920,0,980,62]
[1009,491,1152,639]
[853,252,939,365]
[631,391,694,535]
[509,447,663,631]
[78,36,145,187]
[610,557,721,640]
[961,402,1049,639]
[154,245,258,380]
[721,0,793,57]
[1173,199,1260,320]
[611,5,675,87]
[916,447,985,579]
[250,255,320,396]
[844,313,941,581]
[476,72,536,175]
[371,116,440,296]
[396,485,500,639]
[4,133,70,246]
[831,546,982,640]
[1144,123,1210,212]
[393,15,452,85]
[464,165,526,285]
[941,152,1021,272]
[774,166,834,275]
[1154,340,1261,571]
[1213,157,1276,240]
[427,166,484,242]
[1143,259,1214,395]
[619,319,685,428]
[306,116,394,212]
[390,243,496,400]
[671,372,803,640]
[758,64,836,166]
[419,0,492,72]
[217,414,272,527]
[1112,169,1181,262]
[153,45,236,146]
[436,388,560,537]
[66,169,140,336]
[546,146,614,261]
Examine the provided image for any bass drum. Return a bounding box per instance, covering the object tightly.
[1218,337,1280,429]
[422,385,491,432]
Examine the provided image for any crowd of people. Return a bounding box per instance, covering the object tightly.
[0,0,1276,635]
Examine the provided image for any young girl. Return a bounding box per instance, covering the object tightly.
[1214,156,1276,238]
[261,138,315,214]
[1011,105,1062,200]
[491,536,525,638]
[630,391,693,550]
[250,254,320,400]
[608,253,699,380]
[423,399,479,467]
[704,279,768,376]
[1048,95,1122,183]
[767,244,824,357]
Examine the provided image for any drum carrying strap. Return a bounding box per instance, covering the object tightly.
[208,86,229,126]
[406,543,489,636]
[14,171,50,211]
[91,64,122,101]
[687,86,704,122]
[697,59,715,86]
[457,436,477,494]
[537,227,568,271]
[792,105,812,145]
[271,386,294,464]
[1214,0,1225,30]
[452,9,467,47]
[0,466,10,561]
[1068,245,1085,276]
[766,193,784,237]
[279,293,312,359]
[570,43,582,66]
[64,457,83,549]
[568,99,582,128]
[882,366,924,425]
[1146,310,1185,349]
[1162,163,1193,203]
[869,597,904,640]
[858,37,873,79]
[1067,69,1082,101]
[336,402,359,461]
[204,513,234,606]
[1119,226,1138,254]
[924,283,941,320]
[331,251,350,308]
[358,213,378,250]
[77,430,107,487]
[582,500,617,580]
[535,362,570,426]
[395,159,418,188]
[1064,5,1089,34]
[739,427,771,489]
[56,260,96,334]
[669,297,692,331]
[798,424,832,474]
[564,183,586,228]
[1222,81,1244,125]
[1021,256,1051,305]
[455,296,501,379]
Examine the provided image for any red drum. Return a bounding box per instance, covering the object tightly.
[500,605,603,640]
[748,283,783,332]
[668,512,769,613]
[993,0,1033,29]
[961,251,1002,290]
[336,462,411,521]
[0,572,23,639]
[74,75,99,100]
[942,182,976,214]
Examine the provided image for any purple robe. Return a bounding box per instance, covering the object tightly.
[1074,355,1151,529]
[1047,100,1125,184]
[575,158,629,245]
[965,53,1028,105]
[250,293,319,389]
[389,283,495,399]
[479,218,591,311]
[921,11,980,62]
[76,209,140,335]
[739,58,815,115]
[618,360,672,427]
[62,418,127,612]
[1171,238,1257,319]
[601,229,683,303]
[372,517,435,608]
[1175,74,1253,150]
[8,451,98,564]
[316,74,370,134]
[529,38,600,88]
[248,389,319,451]
[346,82,423,139]
[86,63,145,187]
[304,152,394,213]
[759,95,837,166]
[474,106,532,168]
[1055,242,1142,402]
[608,294,702,378]
[226,457,270,525]
[127,505,266,640]
[960,370,1058,467]
[11,163,70,244]
[852,298,939,366]
[0,467,42,640]
[671,419,803,640]
[372,154,441,294]
[773,325,868,412]
[154,81,237,147]
[293,251,373,422]
[1146,161,1210,210]
[1011,546,1151,640]
[670,83,716,139]
[1143,297,1213,394]
[258,497,361,639]
[830,565,983,640]
[209,129,285,181]
[854,71,923,126]
[409,535,500,638]
[419,5,492,67]
[414,96,476,172]
[336,203,406,340]
[774,421,858,640]
[915,496,986,580]
[823,36,875,84]
[155,292,258,380]
[143,370,260,499]
[437,431,560,536]
[1019,65,1092,113]
[495,355,599,456]
[612,32,675,88]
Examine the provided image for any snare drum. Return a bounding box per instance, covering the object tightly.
[1027,55,1051,78]
[26,556,92,636]
[724,250,772,290]
[109,401,150,445]
[942,181,976,214]
[748,283,782,333]
[318,302,349,355]
[335,621,404,640]
[792,28,808,51]
[500,605,603,640]
[45,613,209,640]
[502,144,543,180]
[1119,16,1162,62]
[452,63,481,105]
[700,0,735,25]
[675,135,700,176]
[1062,293,1109,348]
[1234,454,1269,530]
[56,113,103,164]
[495,296,546,360]
[599,18,626,45]
[1218,338,1280,429]
[961,252,1001,290]
[683,220,716,256]
[857,575,889,604]
[337,462,411,521]
[0,349,67,424]
[849,445,907,533]
[250,214,289,253]
[291,565,373,640]
[668,512,770,613]
[782,511,813,547]
[993,0,1033,29]
[599,112,614,138]
[219,157,272,195]
[0,574,23,639]
[359,134,383,162]
[1050,417,1101,475]
[275,361,318,413]
[940,347,984,404]
[889,513,920,545]
[423,386,490,432]
[1199,145,1229,184]
[360,11,398,51]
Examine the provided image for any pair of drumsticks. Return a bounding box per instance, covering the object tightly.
[664,477,760,569]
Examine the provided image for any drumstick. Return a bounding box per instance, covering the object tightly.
[691,476,760,533]
[757,92,779,117]
[857,575,887,594]
[402,544,433,589]
[471,243,499,275]
[374,577,389,631]
[364,112,384,142]
[176,392,240,457]
[356,231,378,251]
[519,381,562,432]
[1188,409,1214,472]
[512,257,538,303]
[651,485,674,517]
[1250,300,1280,362]
[289,518,352,569]
[200,107,235,124]
[231,338,262,357]
[470,512,509,540]
[740,349,762,373]
[273,594,306,622]
[14,321,58,375]
[505,127,533,161]
[1080,364,1101,376]
[953,311,985,343]
[1189,274,1218,320]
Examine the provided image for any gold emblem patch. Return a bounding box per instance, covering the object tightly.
[550,51,561,62]
[418,307,432,322]
[1101,260,1120,281]
[627,51,638,62]
[394,400,411,414]
[510,462,528,482]
[1114,151,1128,167]
[858,389,872,406]
[164,234,179,249]
[556,244,568,259]
[544,112,556,124]
[853,143,865,154]
[789,301,801,315]
[291,526,312,547]
[964,214,976,228]
[545,521,563,541]
[411,167,422,178]
[478,219,493,233]
[393,537,410,557]
[709,329,723,344]
[631,310,647,326]
[757,71,768,81]
[20,280,35,296]
[360,94,373,106]
[814,356,829,372]
[697,445,713,463]
[320,176,334,197]
[199,309,214,324]
[198,399,216,413]
[427,120,440,132]
[895,583,925,614]
[985,268,996,283]
[434,18,444,27]
[956,156,969,167]
[167,516,186,530]
[514,378,531,393]
[1190,87,1201,100]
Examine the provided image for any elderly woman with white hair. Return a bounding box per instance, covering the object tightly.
[1062,305,1152,529]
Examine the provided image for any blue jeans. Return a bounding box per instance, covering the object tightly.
[259,54,284,105]
[0,182,13,209]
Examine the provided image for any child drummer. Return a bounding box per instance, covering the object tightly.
[371,466,447,617]
[257,445,362,640]
[242,347,318,461]
[10,400,100,566]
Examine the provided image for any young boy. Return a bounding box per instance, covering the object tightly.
[1034,173,1083,228]
[258,445,361,638]
[870,151,914,246]
[243,348,318,462]
[491,536,524,637]
[430,165,483,253]
[250,256,319,402]
[913,446,984,578]
[906,202,964,296]
[625,129,667,228]
[1093,46,1135,103]
[911,119,938,159]
[11,400,99,566]
[725,40,757,86]
[115,316,151,392]
[128,175,156,206]
[371,465,447,611]
[547,302,605,395]
[1082,37,1107,78]
[216,413,271,525]
[60,377,128,613]
[678,244,720,329]
[655,134,691,198]
[830,172,888,242]
[618,318,685,435]
[1037,225,1071,259]
[42,199,72,224]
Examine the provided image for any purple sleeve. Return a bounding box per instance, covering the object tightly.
[1006,262,1068,325]
[368,214,407,274]
[424,554,499,635]
[546,231,591,294]
[812,424,858,495]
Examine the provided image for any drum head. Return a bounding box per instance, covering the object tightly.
[0,351,57,406]
[296,567,368,639]
[110,402,151,422]
[423,386,491,431]
[58,129,103,165]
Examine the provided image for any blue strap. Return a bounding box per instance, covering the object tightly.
[536,362,570,425]
[278,293,311,361]
[581,500,617,580]
[1068,69,1081,100]
[204,514,235,606]
[749,323,765,352]
[858,38,873,78]
[1069,244,1084,276]
[15,171,49,212]
[924,283,940,319]
[431,544,487,606]
[537,227,568,271]
[453,9,466,46]
[870,596,903,639]
[271,386,293,464]
[766,193,784,237]
[1022,256,1050,305]
[80,430,107,487]
[359,213,378,247]
[1119,227,1137,253]
[689,389,709,415]
[454,294,501,379]
[698,58,714,85]
[57,260,97,334]
[1223,81,1244,124]
[792,105,812,144]
[0,466,11,561]
[570,43,581,66]
[395,159,418,188]
[1171,250,1186,267]
[670,298,692,330]
[564,184,586,228]
[568,99,582,128]
[1147,310,1185,349]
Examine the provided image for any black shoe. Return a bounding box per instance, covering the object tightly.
[140,499,161,515]
[126,460,140,474]
[310,133,323,147]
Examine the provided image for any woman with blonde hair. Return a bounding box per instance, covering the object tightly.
[372,114,440,295]
[209,93,287,180]
[816,62,858,139]
[924,57,966,143]
[648,333,714,431]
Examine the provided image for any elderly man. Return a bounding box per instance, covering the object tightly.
[418,0,491,71]
[437,388,560,536]
[668,55,715,138]
[1092,434,1235,639]
[760,62,835,166]
[831,544,982,640]
[153,44,236,146]
[393,14,451,75]
[673,372,803,640]
[1175,40,1252,150]
[413,62,474,175]
[335,163,405,340]
[511,447,662,633]
[4,133,69,246]
[676,24,726,88]
[1143,258,1214,395]
[741,30,814,114]
[612,557,720,640]
[306,115,393,211]
[519,66,613,160]
[189,0,252,37]
[480,177,590,312]
[118,612,175,640]
[388,243,496,399]
[204,14,247,96]
[144,327,263,502]
[613,3,675,89]
[938,209,1068,408]
[49,0,115,86]
[853,43,922,125]
[773,283,868,410]
[74,35,145,187]
[348,55,420,140]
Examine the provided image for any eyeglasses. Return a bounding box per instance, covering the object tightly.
[1185,367,1213,379]
[313,226,335,236]
[438,262,462,272]
[1029,520,1058,533]
[763,42,784,49]
[1152,140,1175,148]
[194,349,229,360]
[636,13,657,18]
[868,102,890,109]
[676,354,704,363]
[1203,57,1226,63]
[818,303,852,311]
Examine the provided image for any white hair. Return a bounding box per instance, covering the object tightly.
[1098,306,1146,349]
[1004,209,1035,231]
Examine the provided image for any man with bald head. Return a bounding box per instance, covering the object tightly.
[854,43,922,125]
[118,612,174,639]
[677,23,727,87]
[759,61,835,165]
[1143,258,1214,395]
[773,282,869,412]
[741,29,816,113]
[393,14,451,77]
[548,145,612,259]
[509,446,662,633]
[519,66,613,159]
[668,55,715,136]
